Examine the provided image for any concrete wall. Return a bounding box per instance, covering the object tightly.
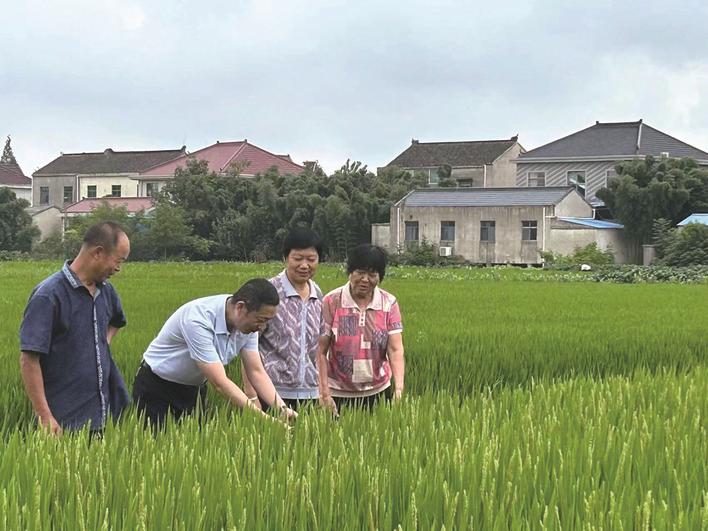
[489,143,524,188]
[450,167,483,186]
[388,192,614,264]
[371,223,391,249]
[79,175,140,199]
[32,175,78,208]
[547,222,639,264]
[31,207,63,241]
[3,186,31,203]
[390,204,549,264]
[555,191,593,218]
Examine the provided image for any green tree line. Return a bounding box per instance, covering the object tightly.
[31,160,425,261]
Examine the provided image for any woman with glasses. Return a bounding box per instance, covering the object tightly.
[317,244,405,414]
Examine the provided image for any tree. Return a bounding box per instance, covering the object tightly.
[596,156,708,243]
[0,188,39,251]
[662,223,708,266]
[650,218,675,262]
[146,201,210,260]
[1,136,17,164]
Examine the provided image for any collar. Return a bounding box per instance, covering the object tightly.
[62,261,82,289]
[62,260,104,298]
[340,282,383,311]
[62,260,104,290]
[279,270,318,300]
[215,295,230,335]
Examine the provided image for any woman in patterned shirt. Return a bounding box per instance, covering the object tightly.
[317,244,405,414]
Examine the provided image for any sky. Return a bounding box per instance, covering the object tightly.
[2,0,708,175]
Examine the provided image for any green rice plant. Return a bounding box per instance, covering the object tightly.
[0,369,705,529]
[0,261,706,529]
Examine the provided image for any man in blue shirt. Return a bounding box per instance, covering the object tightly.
[133,278,297,428]
[19,221,131,435]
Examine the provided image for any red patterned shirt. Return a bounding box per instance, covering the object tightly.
[322,283,403,397]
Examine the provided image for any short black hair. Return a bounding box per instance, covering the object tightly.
[347,244,387,282]
[282,227,323,260]
[231,278,280,312]
[83,221,126,252]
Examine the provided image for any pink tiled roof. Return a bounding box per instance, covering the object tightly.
[64,197,155,214]
[139,140,305,177]
[0,162,31,186]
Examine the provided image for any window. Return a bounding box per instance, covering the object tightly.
[146,182,159,198]
[603,168,616,189]
[522,221,538,241]
[440,221,455,242]
[39,186,49,205]
[567,170,586,196]
[528,171,545,187]
[87,185,97,199]
[480,221,496,242]
[63,186,73,204]
[428,169,440,185]
[404,221,419,244]
[111,185,122,197]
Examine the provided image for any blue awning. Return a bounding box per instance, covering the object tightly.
[558,217,624,229]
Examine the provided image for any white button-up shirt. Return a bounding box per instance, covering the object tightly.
[143,295,258,386]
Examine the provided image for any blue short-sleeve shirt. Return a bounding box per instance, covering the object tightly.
[19,261,128,430]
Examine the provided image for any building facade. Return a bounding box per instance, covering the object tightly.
[382,136,525,188]
[32,147,185,208]
[516,120,708,206]
[134,140,305,194]
[0,162,31,203]
[373,187,638,265]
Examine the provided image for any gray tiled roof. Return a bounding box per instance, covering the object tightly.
[519,121,708,160]
[400,187,575,207]
[34,147,186,176]
[387,137,518,168]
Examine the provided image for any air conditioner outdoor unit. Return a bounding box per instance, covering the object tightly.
[439,246,453,257]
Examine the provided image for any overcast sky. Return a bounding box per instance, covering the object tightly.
[2,0,708,175]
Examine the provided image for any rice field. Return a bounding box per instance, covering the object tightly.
[1,261,706,529]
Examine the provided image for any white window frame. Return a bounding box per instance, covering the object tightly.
[527,171,546,187]
[521,220,538,242]
[566,170,586,196]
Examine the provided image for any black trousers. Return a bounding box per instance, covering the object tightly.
[282,397,318,411]
[132,361,207,429]
[333,386,393,411]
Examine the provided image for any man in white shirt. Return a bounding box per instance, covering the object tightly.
[132,278,296,428]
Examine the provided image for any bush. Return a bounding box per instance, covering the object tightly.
[0,250,31,261]
[589,265,708,284]
[388,240,464,266]
[541,242,615,267]
[662,223,708,266]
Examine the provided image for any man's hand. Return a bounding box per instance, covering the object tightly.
[393,388,403,401]
[38,414,62,436]
[247,395,263,411]
[279,406,298,423]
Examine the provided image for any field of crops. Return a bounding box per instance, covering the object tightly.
[1,261,706,529]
